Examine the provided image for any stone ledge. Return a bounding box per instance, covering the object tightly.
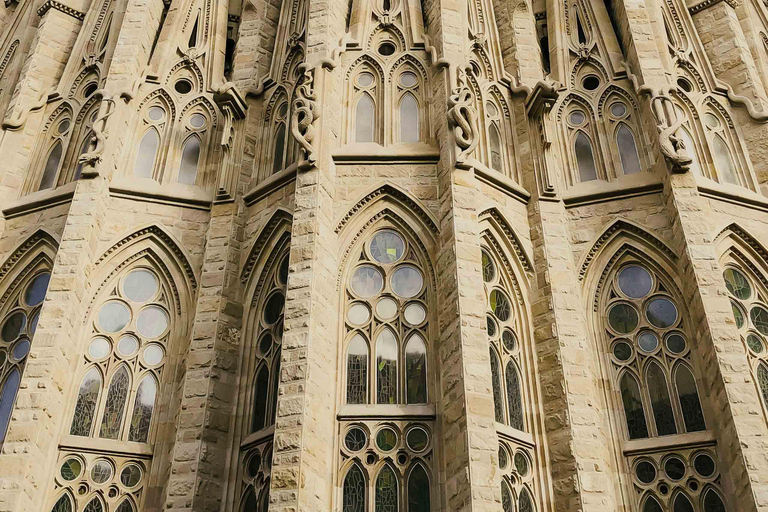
[240,425,275,450]
[59,434,154,458]
[2,181,76,219]
[495,423,535,448]
[244,164,298,206]
[332,143,440,163]
[473,162,531,205]
[697,179,768,213]
[563,172,663,208]
[623,430,716,456]
[337,404,436,420]
[110,177,212,210]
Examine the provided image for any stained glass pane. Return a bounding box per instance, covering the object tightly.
[608,304,638,334]
[370,230,405,264]
[242,486,258,511]
[646,362,677,436]
[758,364,768,409]
[272,123,286,173]
[270,348,281,426]
[405,334,427,404]
[343,464,366,512]
[408,465,430,512]
[99,366,130,439]
[519,489,533,512]
[70,367,101,436]
[178,136,200,185]
[501,482,514,512]
[391,266,423,298]
[644,497,663,512]
[115,499,134,512]
[703,490,726,512]
[136,306,169,338]
[98,301,130,332]
[351,266,384,298]
[0,369,20,442]
[124,270,158,303]
[489,348,504,423]
[2,312,26,342]
[618,266,652,298]
[252,365,269,432]
[51,494,73,512]
[673,494,695,512]
[345,427,367,451]
[355,94,375,143]
[675,365,706,432]
[712,135,738,186]
[376,329,398,404]
[750,306,768,335]
[40,141,63,190]
[617,125,642,174]
[24,272,50,307]
[723,268,750,300]
[732,301,745,328]
[575,132,598,182]
[128,375,157,442]
[83,498,104,512]
[490,290,511,322]
[489,124,503,172]
[400,93,419,143]
[505,362,524,431]
[347,334,368,404]
[620,373,648,439]
[482,251,495,282]
[646,298,678,328]
[375,465,398,512]
[635,461,656,483]
[133,129,159,178]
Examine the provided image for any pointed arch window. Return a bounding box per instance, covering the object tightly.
[70,368,102,436]
[178,136,201,185]
[616,124,642,175]
[133,129,160,178]
[408,464,430,511]
[574,132,598,181]
[128,375,157,442]
[346,334,369,404]
[505,362,524,431]
[355,94,375,143]
[83,497,104,512]
[711,133,737,185]
[485,100,506,173]
[399,93,419,143]
[40,141,64,190]
[50,494,73,512]
[375,465,398,512]
[343,463,366,511]
[270,100,291,173]
[702,111,746,187]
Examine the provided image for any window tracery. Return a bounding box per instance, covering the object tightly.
[177,109,209,185]
[37,111,74,191]
[340,227,433,510]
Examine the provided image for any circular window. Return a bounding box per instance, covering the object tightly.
[1,312,26,342]
[665,333,686,354]
[406,427,429,452]
[345,426,368,452]
[357,72,374,87]
[91,460,113,484]
[646,298,678,328]
[351,266,384,298]
[693,453,715,477]
[610,103,627,117]
[117,334,139,357]
[12,342,31,361]
[246,452,262,478]
[485,102,498,117]
[29,312,39,336]
[376,297,398,319]
[486,316,497,337]
[482,251,495,282]
[143,344,164,366]
[124,269,158,303]
[498,445,508,469]
[638,331,659,352]
[704,113,720,129]
[348,303,371,325]
[370,230,405,264]
[190,113,206,128]
[88,337,111,359]
[618,266,653,299]
[400,72,417,87]
[502,329,517,352]
[635,460,656,484]
[263,293,285,324]
[569,111,585,125]
[747,333,764,353]
[83,83,98,98]
[723,268,750,299]
[120,464,142,488]
[664,457,686,480]
[60,458,83,481]
[750,306,768,335]
[277,103,289,118]
[608,303,639,334]
[391,265,423,298]
[57,120,71,134]
[582,75,600,90]
[24,272,50,307]
[137,306,169,338]
[490,290,511,322]
[98,302,130,333]
[732,300,746,329]
[174,80,193,94]
[376,427,398,451]
[612,341,632,361]
[404,303,426,325]
[514,451,529,476]
[677,78,693,92]
[258,332,273,354]
[148,107,165,121]
[378,42,396,56]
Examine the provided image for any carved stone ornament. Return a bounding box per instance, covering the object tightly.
[78,91,119,174]
[650,94,693,173]
[447,68,479,166]
[291,65,319,163]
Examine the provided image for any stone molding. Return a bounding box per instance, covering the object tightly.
[37,0,86,20]
[0,230,58,284]
[478,208,532,274]
[688,0,737,15]
[240,208,293,285]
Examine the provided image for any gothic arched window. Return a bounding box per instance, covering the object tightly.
[178,136,201,185]
[351,68,379,143]
[0,268,50,444]
[73,108,99,181]
[574,131,598,182]
[355,93,375,143]
[339,225,433,511]
[38,112,73,191]
[133,105,167,179]
[485,100,505,173]
[702,111,740,186]
[270,101,290,174]
[397,71,420,143]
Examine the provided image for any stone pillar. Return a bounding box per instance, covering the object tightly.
[0,176,109,512]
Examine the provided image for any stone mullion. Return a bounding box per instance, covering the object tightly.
[164,202,244,512]
[0,176,110,512]
[525,198,621,512]
[661,172,768,512]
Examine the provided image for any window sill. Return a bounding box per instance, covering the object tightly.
[622,430,715,456]
[472,161,530,204]
[337,404,436,420]
[59,434,154,458]
[696,176,768,212]
[240,425,275,449]
[333,143,440,163]
[2,181,77,219]
[244,164,299,206]
[495,422,535,447]
[109,177,212,210]
[562,172,663,208]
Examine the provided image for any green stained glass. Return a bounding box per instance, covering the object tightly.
[490,290,511,322]
[370,230,405,264]
[482,251,495,282]
[724,268,751,300]
[750,306,768,334]
[343,465,366,512]
[376,428,397,451]
[608,303,639,334]
[747,334,764,353]
[407,464,430,512]
[732,301,745,328]
[375,465,398,512]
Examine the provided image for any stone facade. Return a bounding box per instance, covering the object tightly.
[0,0,765,509]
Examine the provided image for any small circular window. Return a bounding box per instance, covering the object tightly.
[378,42,396,56]
[703,113,720,129]
[83,83,98,98]
[189,113,206,128]
[357,72,374,87]
[677,78,693,93]
[400,72,417,87]
[610,103,627,117]
[582,75,600,91]
[174,80,193,94]
[148,107,165,121]
[57,120,71,135]
[569,111,585,126]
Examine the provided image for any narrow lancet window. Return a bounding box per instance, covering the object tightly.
[376,328,398,404]
[575,132,598,181]
[400,93,419,143]
[355,94,375,143]
[70,368,102,436]
[99,366,130,439]
[40,141,63,190]
[617,125,642,174]
[0,369,20,442]
[128,375,157,442]
[133,129,159,178]
[405,334,427,404]
[178,136,200,185]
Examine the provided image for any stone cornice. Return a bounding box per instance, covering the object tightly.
[688,0,736,15]
[37,0,86,20]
